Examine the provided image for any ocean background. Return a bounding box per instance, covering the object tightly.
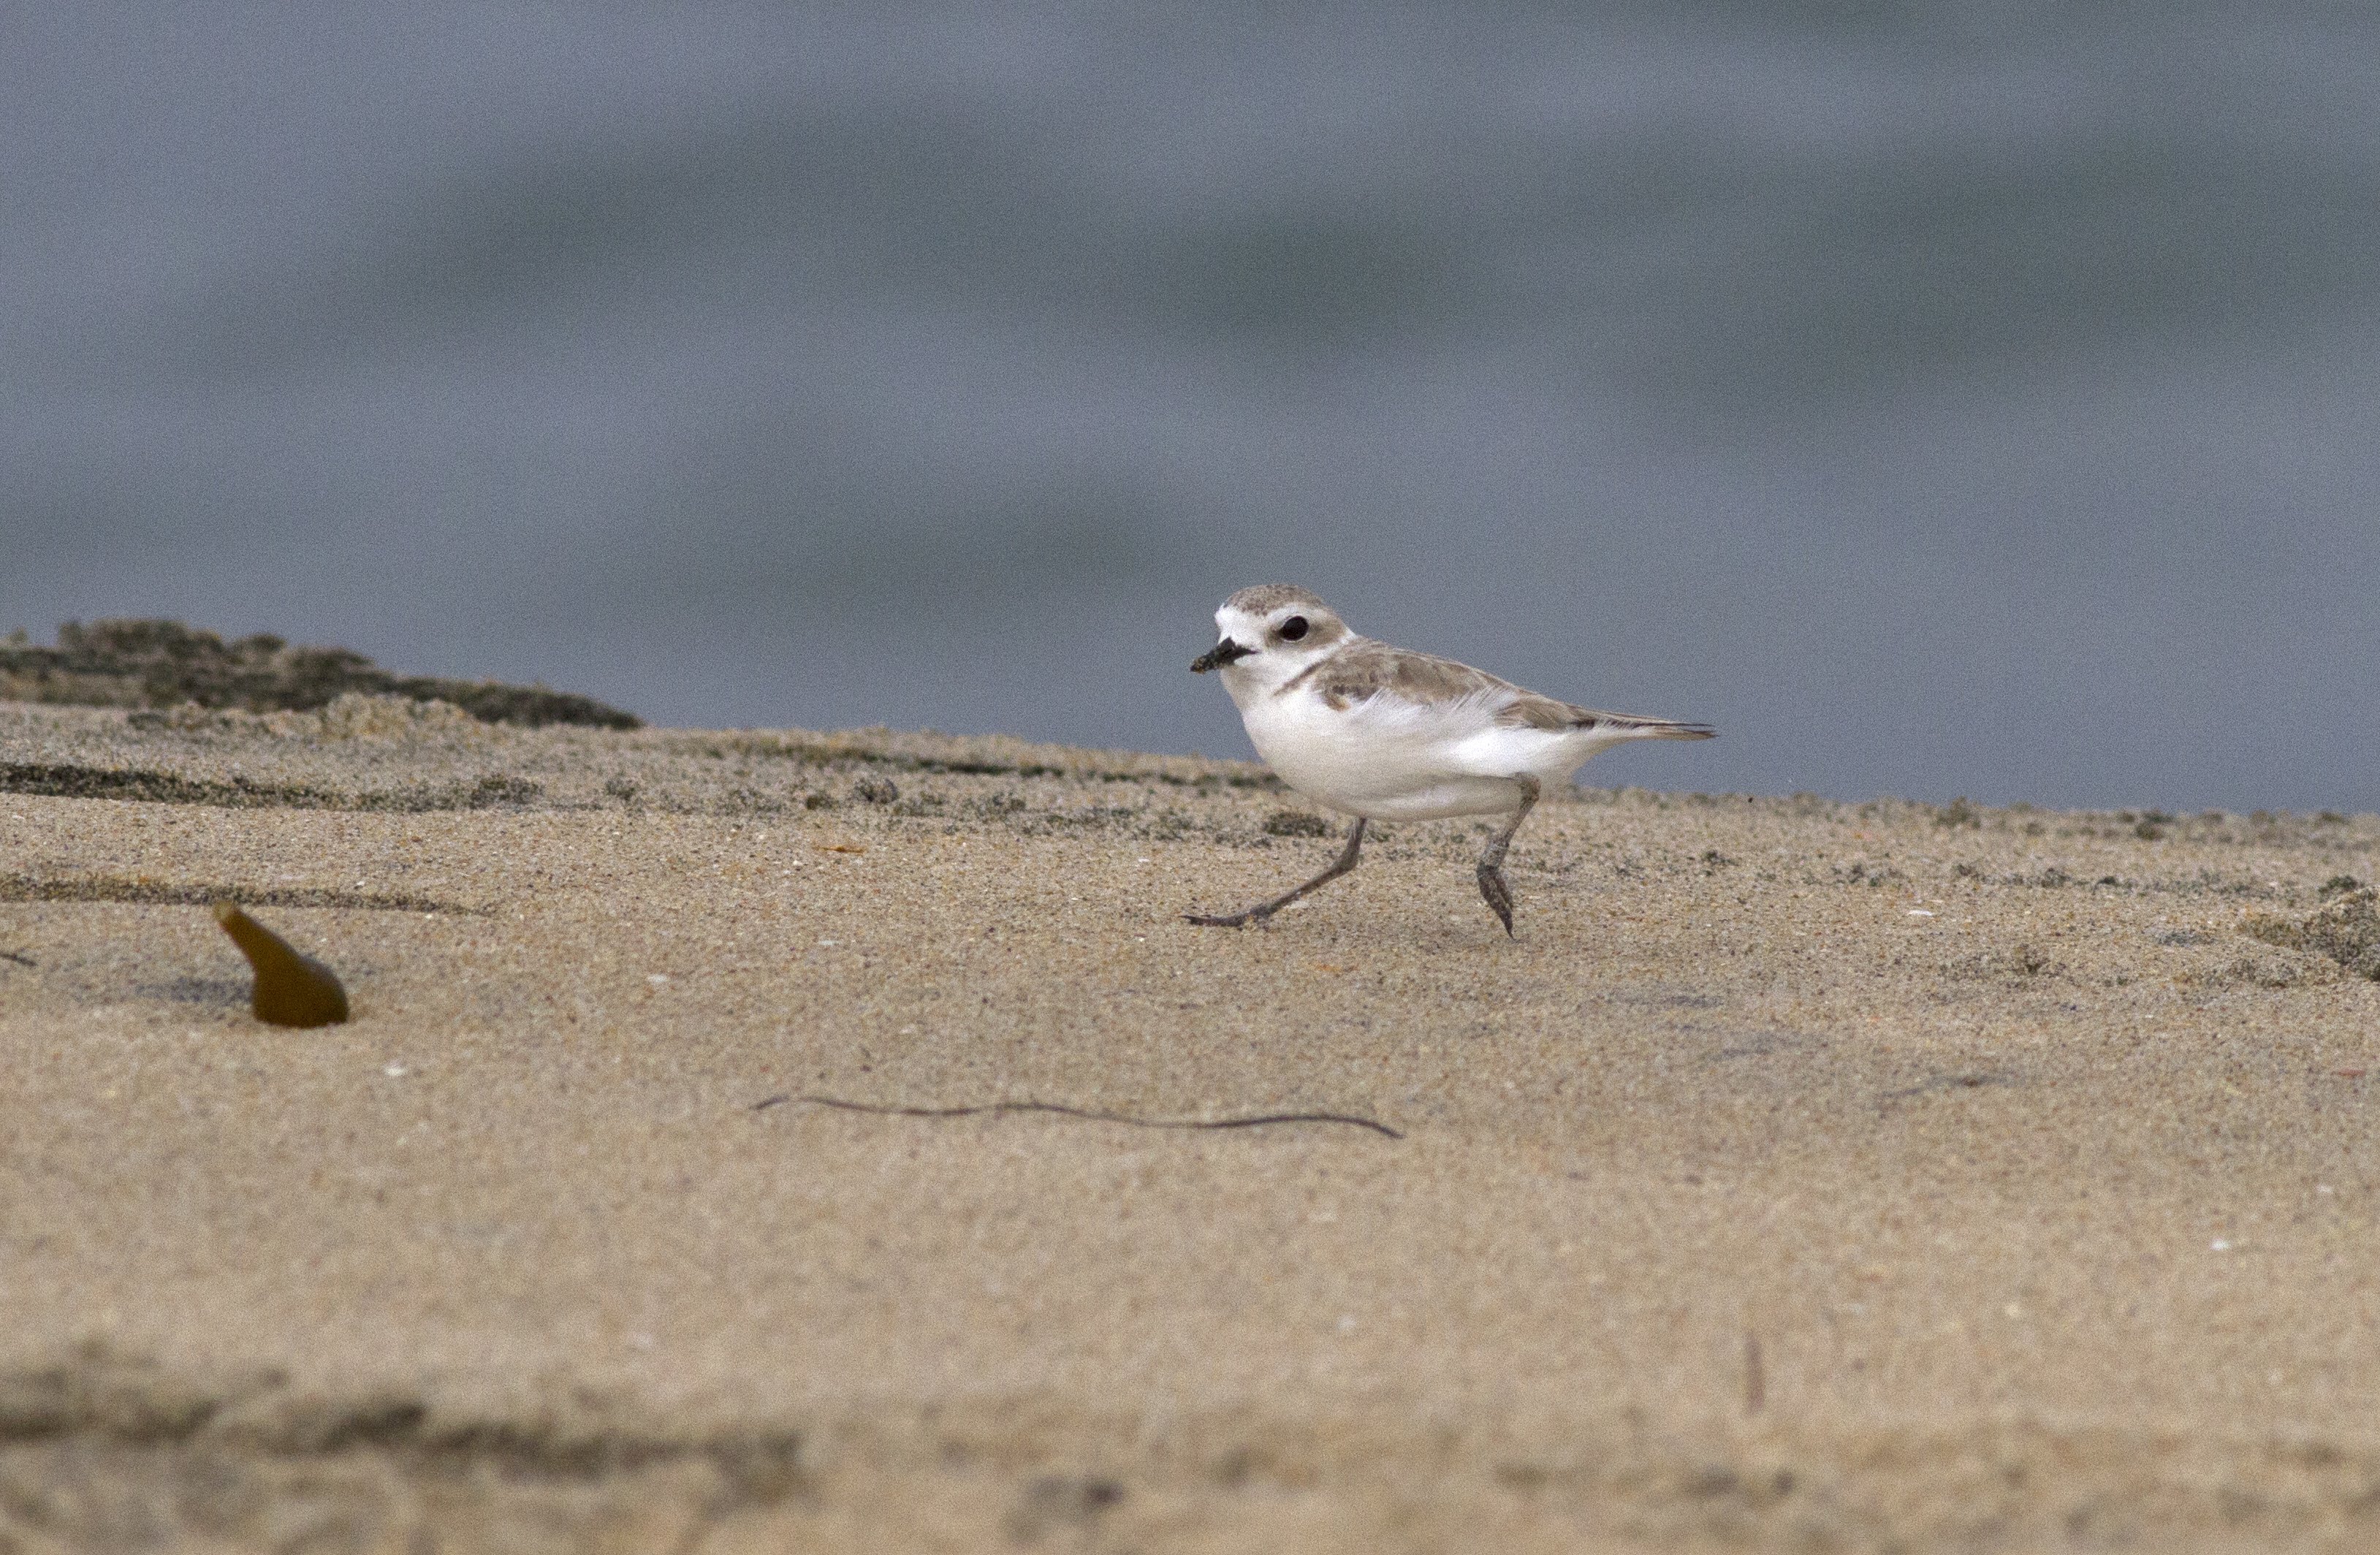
[4,3,2375,813]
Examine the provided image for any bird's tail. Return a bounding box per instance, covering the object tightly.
[1596,715,1716,741]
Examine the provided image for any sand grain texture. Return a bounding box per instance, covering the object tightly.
[4,698,2379,1552]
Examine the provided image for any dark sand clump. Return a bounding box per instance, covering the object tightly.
[4,696,2380,1552]
[0,618,640,729]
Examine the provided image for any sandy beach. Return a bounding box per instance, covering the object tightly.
[4,693,2379,1552]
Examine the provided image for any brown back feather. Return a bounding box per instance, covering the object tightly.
[1285,639,1709,736]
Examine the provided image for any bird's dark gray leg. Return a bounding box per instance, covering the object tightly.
[1475,776,1540,937]
[1187,818,1367,928]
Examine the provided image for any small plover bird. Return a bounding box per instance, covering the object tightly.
[1188,585,1714,935]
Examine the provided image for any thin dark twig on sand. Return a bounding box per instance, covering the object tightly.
[0,948,32,967]
[1879,1071,2015,1103]
[750,1092,1402,1140]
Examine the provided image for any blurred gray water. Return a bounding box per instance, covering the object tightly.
[4,4,2375,812]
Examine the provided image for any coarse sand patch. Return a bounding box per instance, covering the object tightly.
[4,699,2379,1551]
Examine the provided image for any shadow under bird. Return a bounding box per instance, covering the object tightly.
[1189,585,1714,935]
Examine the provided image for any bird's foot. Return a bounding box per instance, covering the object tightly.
[1475,863,1516,938]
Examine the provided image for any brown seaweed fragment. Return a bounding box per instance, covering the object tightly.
[3,872,463,913]
[755,1093,1401,1139]
[213,902,350,1026]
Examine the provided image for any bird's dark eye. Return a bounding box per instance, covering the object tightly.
[1278,615,1309,642]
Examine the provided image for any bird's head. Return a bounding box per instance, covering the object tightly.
[1191,585,1349,692]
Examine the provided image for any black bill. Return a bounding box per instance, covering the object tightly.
[1190,638,1255,673]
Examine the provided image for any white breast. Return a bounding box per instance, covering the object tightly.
[1238,680,1595,821]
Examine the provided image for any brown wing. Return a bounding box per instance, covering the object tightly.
[1497,695,1708,734]
[1288,639,1713,738]
[1496,690,1606,730]
[1289,640,1535,715]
